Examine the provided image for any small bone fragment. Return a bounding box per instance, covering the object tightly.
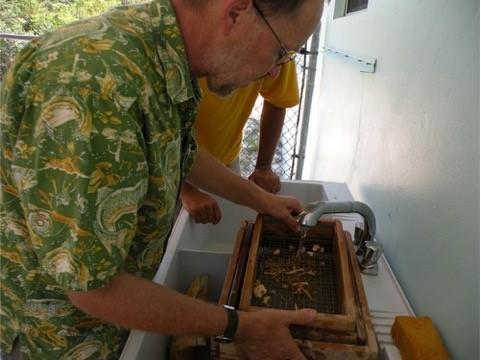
[253,281,267,299]
[263,271,278,277]
[300,287,314,301]
[286,268,304,275]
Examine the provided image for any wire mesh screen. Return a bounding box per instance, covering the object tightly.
[240,54,309,179]
[251,234,340,314]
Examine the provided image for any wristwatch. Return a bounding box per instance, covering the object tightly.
[214,305,239,343]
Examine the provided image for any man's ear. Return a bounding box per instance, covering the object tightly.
[222,0,253,35]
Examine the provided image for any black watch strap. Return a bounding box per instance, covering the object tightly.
[215,305,239,343]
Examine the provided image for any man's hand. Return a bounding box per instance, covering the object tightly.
[258,193,303,232]
[248,167,281,194]
[235,308,317,360]
[181,182,222,224]
[187,149,302,231]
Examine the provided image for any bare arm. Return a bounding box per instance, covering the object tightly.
[180,180,222,224]
[67,272,226,336]
[181,102,286,223]
[249,101,285,193]
[256,100,285,170]
[67,272,316,359]
[187,148,267,212]
[187,148,302,231]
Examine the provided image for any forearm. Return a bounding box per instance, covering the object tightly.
[186,148,270,213]
[256,101,285,169]
[181,179,198,194]
[67,272,226,336]
[67,272,317,359]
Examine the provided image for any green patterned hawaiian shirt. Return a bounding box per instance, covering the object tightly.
[0,0,200,358]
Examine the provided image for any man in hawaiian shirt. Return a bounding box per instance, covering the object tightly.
[0,0,324,359]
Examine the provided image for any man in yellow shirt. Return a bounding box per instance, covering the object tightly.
[181,61,299,224]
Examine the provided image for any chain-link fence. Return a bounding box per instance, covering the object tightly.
[240,36,319,180]
[0,36,31,80]
[239,55,304,179]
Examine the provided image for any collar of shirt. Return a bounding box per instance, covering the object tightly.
[148,0,201,107]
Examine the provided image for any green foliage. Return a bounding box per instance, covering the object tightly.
[0,0,146,80]
[0,1,24,34]
[0,39,21,81]
[0,0,127,35]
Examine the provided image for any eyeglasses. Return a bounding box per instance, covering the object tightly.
[252,1,297,65]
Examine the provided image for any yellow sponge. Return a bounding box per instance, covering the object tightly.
[391,316,450,360]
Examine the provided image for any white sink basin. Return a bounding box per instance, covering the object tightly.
[120,180,413,360]
[120,180,327,359]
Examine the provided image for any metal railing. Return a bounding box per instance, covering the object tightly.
[0,33,36,41]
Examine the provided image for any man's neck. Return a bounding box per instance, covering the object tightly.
[170,0,216,77]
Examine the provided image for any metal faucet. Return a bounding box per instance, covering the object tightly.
[296,201,383,275]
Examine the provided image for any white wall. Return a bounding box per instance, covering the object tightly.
[304,1,479,358]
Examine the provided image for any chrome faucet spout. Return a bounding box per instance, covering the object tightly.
[296,200,381,275]
[296,201,376,243]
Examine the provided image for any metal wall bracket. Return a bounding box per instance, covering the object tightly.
[322,46,376,73]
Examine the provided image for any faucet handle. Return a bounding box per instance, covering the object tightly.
[359,241,383,276]
[295,201,322,227]
[362,241,383,265]
[354,222,365,247]
[295,210,307,224]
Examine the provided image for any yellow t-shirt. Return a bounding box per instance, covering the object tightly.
[195,61,300,165]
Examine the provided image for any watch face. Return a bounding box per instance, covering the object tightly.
[214,335,233,344]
